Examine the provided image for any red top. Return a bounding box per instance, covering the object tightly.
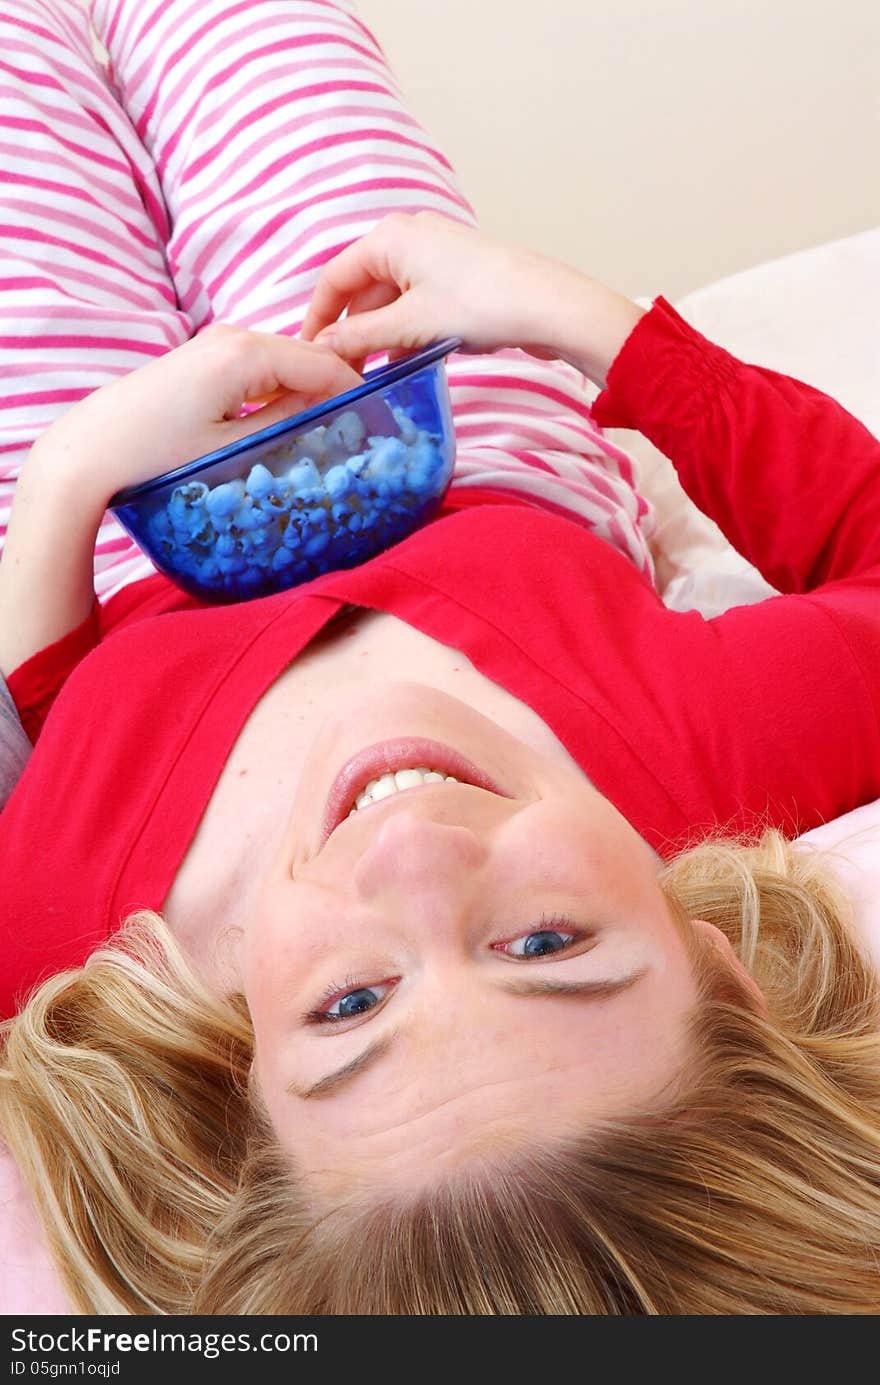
[2,298,879,1020]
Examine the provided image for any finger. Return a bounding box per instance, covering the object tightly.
[243,385,286,409]
[313,296,422,364]
[220,371,365,441]
[343,281,402,374]
[213,333,363,425]
[247,332,364,399]
[300,240,391,342]
[347,279,401,321]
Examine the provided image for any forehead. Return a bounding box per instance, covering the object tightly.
[264,945,700,1194]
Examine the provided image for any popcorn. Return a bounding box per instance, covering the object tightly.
[346,451,369,477]
[168,481,208,534]
[324,464,353,499]
[304,532,330,557]
[296,427,328,461]
[141,403,448,601]
[272,547,295,573]
[391,404,419,444]
[324,409,365,454]
[286,458,321,491]
[205,478,246,517]
[366,435,407,475]
[244,463,277,500]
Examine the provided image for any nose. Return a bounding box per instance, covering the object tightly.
[352,806,488,903]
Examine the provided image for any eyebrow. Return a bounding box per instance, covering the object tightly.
[289,1030,399,1100]
[494,969,646,999]
[290,969,646,1102]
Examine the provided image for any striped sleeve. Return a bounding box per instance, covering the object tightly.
[0,0,188,602]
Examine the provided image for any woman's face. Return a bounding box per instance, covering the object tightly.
[237,683,706,1200]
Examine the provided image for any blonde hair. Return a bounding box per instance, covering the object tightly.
[2,830,880,1314]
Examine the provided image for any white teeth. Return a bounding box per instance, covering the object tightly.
[370,773,398,801]
[349,765,465,813]
[394,768,428,790]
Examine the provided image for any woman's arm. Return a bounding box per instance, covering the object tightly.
[303,213,660,571]
[0,331,361,681]
[0,449,105,680]
[303,211,645,390]
[304,212,880,596]
[590,296,880,593]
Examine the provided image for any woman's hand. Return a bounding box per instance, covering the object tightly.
[0,328,362,679]
[32,325,363,510]
[302,212,561,362]
[301,211,645,389]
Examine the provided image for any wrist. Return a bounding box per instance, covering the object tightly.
[27,433,113,526]
[518,258,645,389]
[0,444,104,678]
[556,277,646,389]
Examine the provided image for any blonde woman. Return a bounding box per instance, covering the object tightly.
[3,1,880,1315]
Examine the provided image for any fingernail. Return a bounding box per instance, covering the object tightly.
[317,328,339,349]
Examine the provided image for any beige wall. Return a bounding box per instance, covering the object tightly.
[356,0,880,298]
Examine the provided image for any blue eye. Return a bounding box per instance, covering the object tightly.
[311,978,397,1024]
[504,928,576,958]
[332,987,380,1019]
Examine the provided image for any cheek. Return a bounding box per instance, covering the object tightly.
[508,796,652,902]
[239,891,315,1037]
[533,978,695,1112]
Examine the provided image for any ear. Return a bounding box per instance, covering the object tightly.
[691,919,769,1013]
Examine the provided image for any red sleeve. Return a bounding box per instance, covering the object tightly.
[591,296,880,593]
[586,296,880,840]
[6,572,198,743]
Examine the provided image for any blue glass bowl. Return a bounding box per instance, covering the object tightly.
[110,338,460,603]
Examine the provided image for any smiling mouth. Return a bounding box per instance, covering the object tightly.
[321,737,508,843]
[349,765,464,813]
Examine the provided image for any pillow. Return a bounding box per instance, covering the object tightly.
[797,801,880,973]
[610,225,880,615]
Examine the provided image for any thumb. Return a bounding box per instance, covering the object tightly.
[316,298,420,363]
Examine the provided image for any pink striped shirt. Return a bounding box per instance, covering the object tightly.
[0,0,654,610]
